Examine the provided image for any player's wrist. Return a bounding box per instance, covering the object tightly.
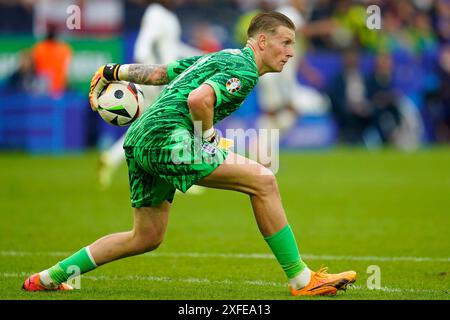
[118,64,129,81]
[202,127,216,141]
[102,63,122,81]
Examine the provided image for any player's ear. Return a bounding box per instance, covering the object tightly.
[257,33,267,50]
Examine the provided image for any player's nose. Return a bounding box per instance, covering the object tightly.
[286,47,294,59]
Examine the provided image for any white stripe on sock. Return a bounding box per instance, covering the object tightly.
[85,246,98,267]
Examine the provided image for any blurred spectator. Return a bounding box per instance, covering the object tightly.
[372,1,436,55]
[328,47,371,143]
[375,7,403,53]
[397,0,416,27]
[2,50,38,94]
[0,0,33,33]
[133,0,202,104]
[308,0,334,43]
[365,52,402,145]
[425,44,450,142]
[330,0,371,49]
[32,25,72,98]
[329,49,406,147]
[191,23,224,53]
[233,0,273,46]
[432,0,450,44]
[309,0,334,20]
[305,0,372,50]
[410,10,439,55]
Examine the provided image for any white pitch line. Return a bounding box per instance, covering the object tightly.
[1,271,284,288]
[146,252,450,263]
[1,272,448,295]
[349,285,448,294]
[1,250,449,263]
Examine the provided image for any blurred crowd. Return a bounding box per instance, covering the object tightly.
[0,0,449,146]
[4,26,72,98]
[231,0,450,147]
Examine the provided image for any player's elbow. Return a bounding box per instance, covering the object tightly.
[187,90,203,111]
[187,85,215,114]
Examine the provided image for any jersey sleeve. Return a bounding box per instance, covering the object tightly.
[167,55,204,82]
[203,68,257,107]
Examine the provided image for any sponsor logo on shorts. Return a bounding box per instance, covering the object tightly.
[226,78,241,94]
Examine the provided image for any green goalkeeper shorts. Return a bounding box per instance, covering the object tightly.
[124,131,228,208]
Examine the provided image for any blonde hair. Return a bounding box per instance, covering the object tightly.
[247,11,295,38]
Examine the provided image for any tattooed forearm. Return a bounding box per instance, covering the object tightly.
[122,64,169,86]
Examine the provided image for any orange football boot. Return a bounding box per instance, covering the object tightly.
[22,273,73,292]
[290,267,356,296]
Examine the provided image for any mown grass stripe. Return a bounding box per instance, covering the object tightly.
[1,251,449,263]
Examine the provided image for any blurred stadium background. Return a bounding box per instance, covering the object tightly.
[1,0,450,151]
[0,0,449,300]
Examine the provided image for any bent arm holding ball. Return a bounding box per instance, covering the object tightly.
[89,63,169,111]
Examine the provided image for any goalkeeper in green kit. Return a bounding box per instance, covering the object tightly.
[23,12,356,296]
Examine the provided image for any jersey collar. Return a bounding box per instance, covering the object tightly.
[242,46,258,74]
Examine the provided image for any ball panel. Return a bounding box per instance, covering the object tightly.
[114,89,124,99]
[97,81,142,127]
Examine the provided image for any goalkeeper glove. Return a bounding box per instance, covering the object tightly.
[203,127,234,150]
[89,63,121,111]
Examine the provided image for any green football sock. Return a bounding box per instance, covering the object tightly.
[264,224,307,279]
[47,247,97,284]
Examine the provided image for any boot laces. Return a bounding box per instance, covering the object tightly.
[315,266,330,279]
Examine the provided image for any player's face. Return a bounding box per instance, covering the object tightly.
[263,26,295,73]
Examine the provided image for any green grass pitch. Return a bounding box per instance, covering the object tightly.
[0,148,449,300]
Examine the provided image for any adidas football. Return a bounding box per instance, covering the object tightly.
[97,81,145,126]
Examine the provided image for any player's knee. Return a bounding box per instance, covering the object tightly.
[252,170,278,197]
[142,239,162,252]
[132,231,164,253]
[135,237,163,254]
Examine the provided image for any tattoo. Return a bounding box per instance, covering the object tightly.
[127,64,169,85]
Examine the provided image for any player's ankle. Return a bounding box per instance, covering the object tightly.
[289,267,312,290]
[38,270,59,288]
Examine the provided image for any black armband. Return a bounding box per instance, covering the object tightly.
[103,63,121,81]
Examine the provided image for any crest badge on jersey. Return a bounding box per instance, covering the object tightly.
[226,78,241,94]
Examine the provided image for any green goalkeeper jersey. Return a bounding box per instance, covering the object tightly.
[124,47,259,148]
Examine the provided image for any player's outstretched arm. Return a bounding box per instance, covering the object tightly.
[89,63,169,111]
[120,64,169,86]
